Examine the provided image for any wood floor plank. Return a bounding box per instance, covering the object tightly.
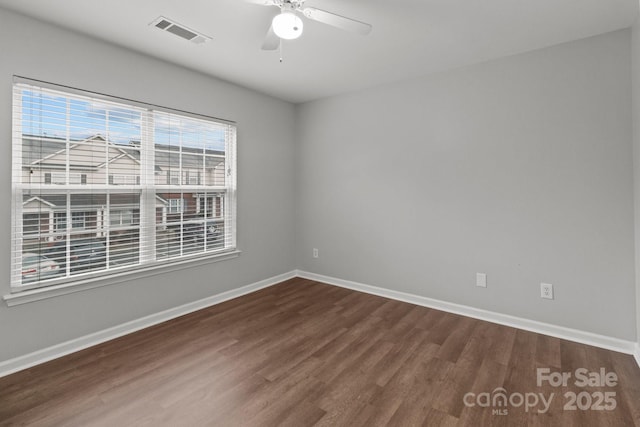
[314,383,382,427]
[1,279,638,427]
[364,336,448,425]
[435,316,478,362]
[384,355,453,426]
[535,334,562,369]
[456,357,508,426]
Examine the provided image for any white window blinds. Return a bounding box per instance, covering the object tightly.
[11,80,237,291]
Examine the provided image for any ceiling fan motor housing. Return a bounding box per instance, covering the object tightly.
[273,2,304,40]
[259,0,372,51]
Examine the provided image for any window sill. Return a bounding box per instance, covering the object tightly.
[3,250,241,307]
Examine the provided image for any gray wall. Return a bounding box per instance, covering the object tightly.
[295,30,636,340]
[633,19,640,348]
[0,9,296,362]
[1,8,637,364]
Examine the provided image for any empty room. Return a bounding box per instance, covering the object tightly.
[1,0,640,426]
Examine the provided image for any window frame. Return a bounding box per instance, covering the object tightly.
[10,77,238,295]
[110,209,135,227]
[168,198,185,214]
[71,212,86,230]
[53,212,67,232]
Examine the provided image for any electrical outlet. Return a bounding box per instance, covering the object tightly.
[476,273,487,288]
[313,248,319,258]
[541,283,553,300]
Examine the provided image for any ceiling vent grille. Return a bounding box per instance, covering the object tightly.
[150,16,211,44]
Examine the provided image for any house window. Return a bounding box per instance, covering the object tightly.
[53,212,67,231]
[168,199,184,214]
[54,212,86,231]
[71,212,86,229]
[12,79,237,291]
[110,210,136,226]
[196,194,223,218]
[23,213,42,235]
[168,170,180,185]
[187,172,199,185]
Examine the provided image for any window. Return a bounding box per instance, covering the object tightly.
[23,213,43,235]
[186,171,199,185]
[196,194,223,218]
[71,212,86,229]
[168,170,180,185]
[53,212,67,231]
[110,210,136,227]
[168,199,184,214]
[11,79,237,291]
[53,211,87,231]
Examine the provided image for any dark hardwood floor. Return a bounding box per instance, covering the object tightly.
[1,277,639,426]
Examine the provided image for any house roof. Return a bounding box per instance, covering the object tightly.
[22,134,225,170]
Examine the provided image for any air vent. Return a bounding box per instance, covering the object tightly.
[150,16,211,44]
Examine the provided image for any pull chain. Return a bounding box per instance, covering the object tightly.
[279,41,283,63]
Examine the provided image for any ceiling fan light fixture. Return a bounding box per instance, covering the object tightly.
[272,11,303,40]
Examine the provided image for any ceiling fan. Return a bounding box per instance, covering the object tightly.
[251,0,372,50]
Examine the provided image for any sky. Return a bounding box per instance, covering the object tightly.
[20,86,227,151]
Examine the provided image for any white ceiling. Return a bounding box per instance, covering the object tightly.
[0,0,637,103]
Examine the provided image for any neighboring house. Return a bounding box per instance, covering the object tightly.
[21,134,226,245]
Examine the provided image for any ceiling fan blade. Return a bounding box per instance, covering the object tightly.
[261,25,281,50]
[302,7,372,35]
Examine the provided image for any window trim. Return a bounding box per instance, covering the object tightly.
[71,212,86,230]
[110,209,135,227]
[10,76,238,295]
[13,75,236,126]
[3,249,242,306]
[168,198,184,214]
[53,212,67,231]
[168,171,180,185]
[53,210,90,232]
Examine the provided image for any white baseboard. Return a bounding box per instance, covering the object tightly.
[0,270,297,378]
[296,270,638,358]
[3,269,638,378]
